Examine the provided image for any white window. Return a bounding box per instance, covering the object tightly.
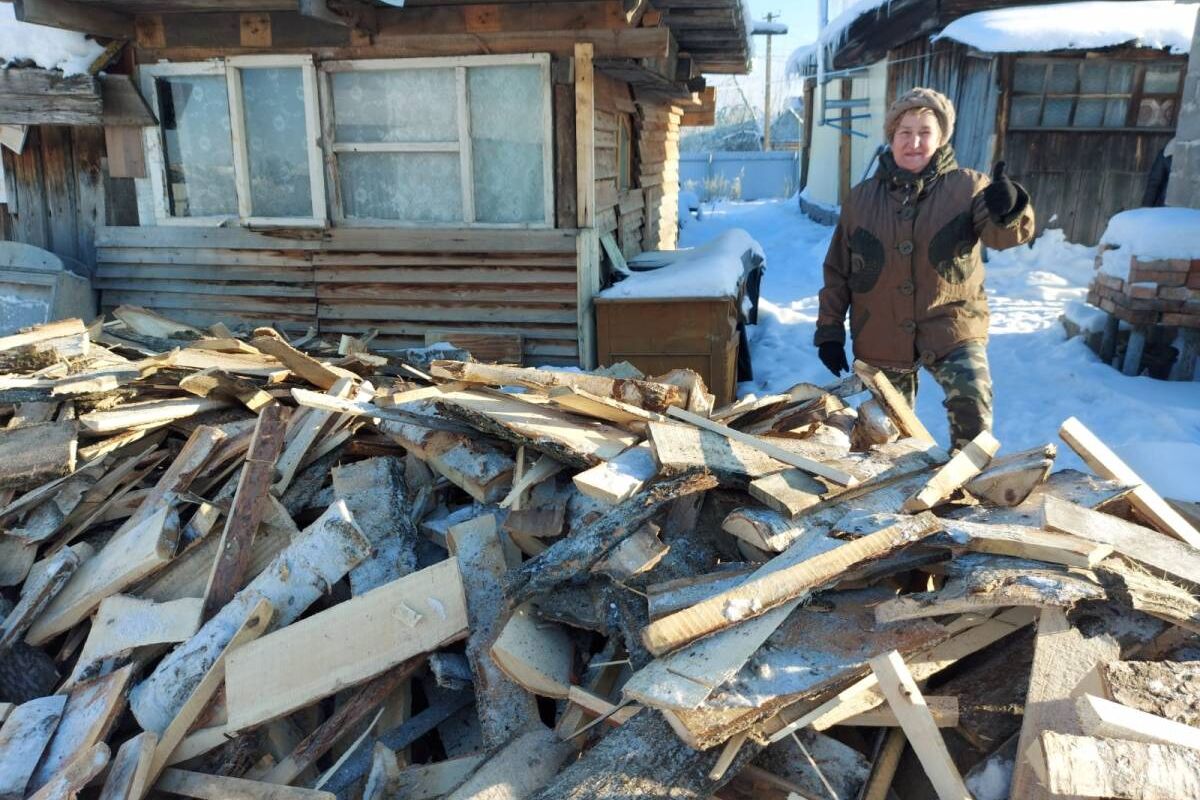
[322,53,554,228]
[139,56,326,226]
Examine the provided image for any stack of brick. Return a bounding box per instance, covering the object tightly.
[1087,250,1200,329]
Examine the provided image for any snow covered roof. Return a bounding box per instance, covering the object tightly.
[0,4,105,76]
[934,1,1197,55]
[786,0,890,77]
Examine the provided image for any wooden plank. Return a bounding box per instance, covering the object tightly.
[576,42,596,228]
[0,420,77,492]
[424,331,524,364]
[26,743,109,800]
[640,512,941,656]
[449,515,541,746]
[666,406,858,487]
[855,361,935,445]
[1041,495,1200,589]
[0,695,66,800]
[436,389,638,469]
[747,468,828,519]
[179,368,275,412]
[273,378,352,494]
[146,598,273,790]
[201,403,288,621]
[572,440,657,504]
[28,665,133,793]
[0,319,85,353]
[902,430,1000,511]
[26,505,179,645]
[78,397,230,434]
[98,733,156,800]
[129,501,370,735]
[766,607,1038,740]
[156,769,335,800]
[547,385,668,427]
[1037,732,1200,799]
[940,517,1113,568]
[1059,416,1200,548]
[249,332,342,390]
[843,696,959,728]
[490,601,573,699]
[1077,694,1200,750]
[429,360,683,412]
[225,559,467,732]
[0,547,80,649]
[964,444,1054,507]
[869,650,971,800]
[1009,607,1121,800]
[67,595,202,689]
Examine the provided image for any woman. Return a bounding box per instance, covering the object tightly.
[813,87,1035,450]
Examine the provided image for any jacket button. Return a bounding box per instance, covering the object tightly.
[901,319,917,334]
[898,279,915,295]
[898,240,914,255]
[920,349,937,365]
[899,207,916,221]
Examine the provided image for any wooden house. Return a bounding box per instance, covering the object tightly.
[0,0,747,367]
[791,0,1194,245]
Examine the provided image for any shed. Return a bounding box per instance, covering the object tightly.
[789,0,1196,245]
[0,0,749,367]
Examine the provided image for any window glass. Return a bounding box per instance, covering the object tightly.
[1013,61,1045,93]
[1144,65,1182,95]
[1107,63,1134,93]
[1010,96,1042,128]
[1048,63,1078,93]
[1073,98,1104,127]
[331,69,457,143]
[339,152,462,222]
[156,75,236,217]
[1079,63,1108,94]
[468,65,545,223]
[1104,98,1129,127]
[240,67,312,217]
[1041,98,1072,127]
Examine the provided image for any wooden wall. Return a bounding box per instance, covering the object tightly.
[94,226,584,365]
[0,126,136,276]
[590,72,683,257]
[1004,129,1170,245]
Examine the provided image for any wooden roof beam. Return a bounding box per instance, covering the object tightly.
[14,0,133,39]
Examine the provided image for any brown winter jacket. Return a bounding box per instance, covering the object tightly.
[814,146,1036,370]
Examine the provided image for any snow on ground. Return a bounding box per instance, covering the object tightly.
[679,198,1200,502]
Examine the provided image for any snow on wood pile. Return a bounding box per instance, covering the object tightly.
[1087,208,1200,329]
[1,307,1199,799]
[598,228,764,300]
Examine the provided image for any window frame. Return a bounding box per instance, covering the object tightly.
[1006,56,1185,133]
[138,56,328,228]
[320,53,555,229]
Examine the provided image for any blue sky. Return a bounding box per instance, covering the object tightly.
[705,0,820,117]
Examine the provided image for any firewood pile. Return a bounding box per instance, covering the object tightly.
[1,305,1199,800]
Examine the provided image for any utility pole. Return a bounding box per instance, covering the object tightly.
[752,14,788,152]
[763,12,778,151]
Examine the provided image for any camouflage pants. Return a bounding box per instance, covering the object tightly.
[879,342,994,451]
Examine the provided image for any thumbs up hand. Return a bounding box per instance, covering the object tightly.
[983,160,1019,219]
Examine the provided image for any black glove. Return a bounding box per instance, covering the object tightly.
[983,161,1019,219]
[818,342,850,377]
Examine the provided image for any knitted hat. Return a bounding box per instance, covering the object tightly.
[884,87,955,146]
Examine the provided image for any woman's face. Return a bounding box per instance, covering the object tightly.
[891,109,942,173]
